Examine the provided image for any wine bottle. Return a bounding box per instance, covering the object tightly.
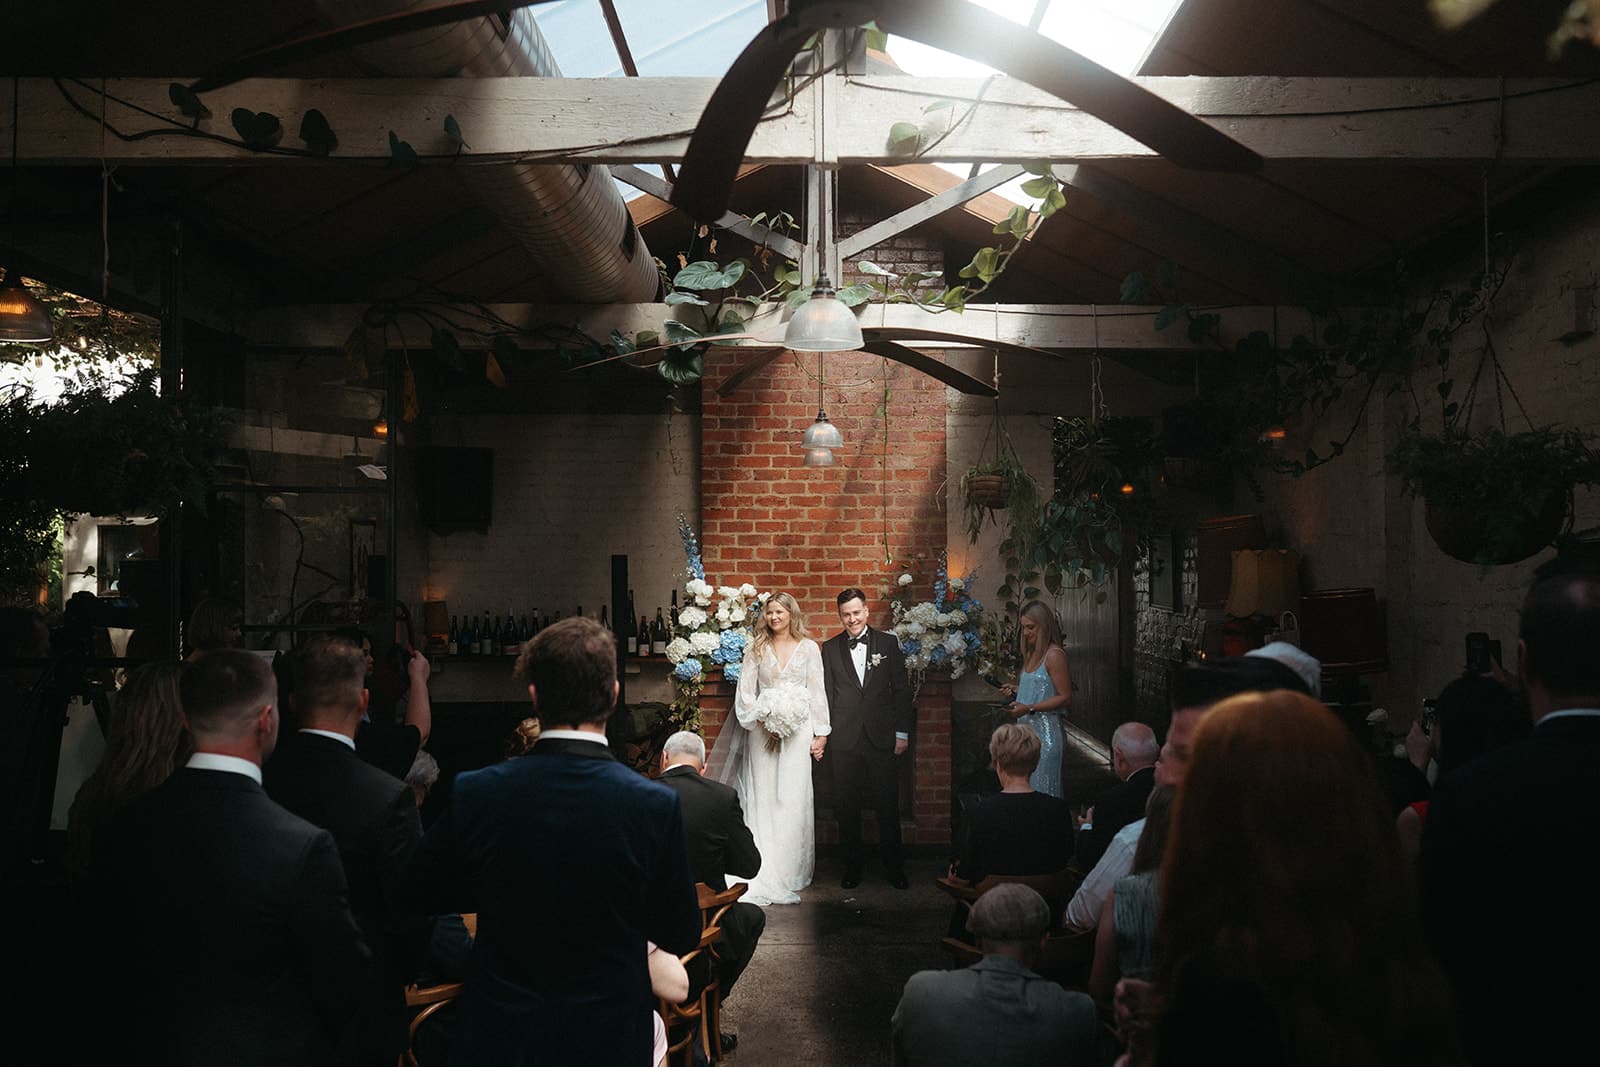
[480,611,493,656]
[638,615,651,658]
[653,607,668,655]
[462,614,475,658]
[626,589,639,656]
[599,605,610,631]
[505,608,518,655]
[447,615,459,657]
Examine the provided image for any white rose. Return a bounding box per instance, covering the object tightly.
[664,637,692,664]
[740,583,758,597]
[897,573,914,586]
[689,631,720,654]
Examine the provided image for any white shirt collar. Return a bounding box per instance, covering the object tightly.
[185,751,263,785]
[538,728,610,745]
[298,728,356,750]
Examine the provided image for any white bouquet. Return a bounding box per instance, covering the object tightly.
[753,684,812,753]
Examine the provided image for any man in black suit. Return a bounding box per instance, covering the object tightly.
[657,729,765,1014]
[265,637,424,1066]
[822,586,914,889]
[407,617,701,1065]
[98,649,369,1067]
[1422,564,1600,1065]
[1074,722,1158,870]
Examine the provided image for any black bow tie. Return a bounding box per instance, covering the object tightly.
[848,632,869,650]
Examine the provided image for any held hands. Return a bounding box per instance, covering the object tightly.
[998,683,1017,699]
[810,736,828,762]
[1006,701,1030,719]
[893,736,909,756]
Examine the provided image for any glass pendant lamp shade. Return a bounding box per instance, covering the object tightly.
[801,412,843,450]
[783,273,863,352]
[803,446,835,467]
[0,270,53,344]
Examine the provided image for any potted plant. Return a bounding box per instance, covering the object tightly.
[959,424,1041,545]
[1388,425,1599,565]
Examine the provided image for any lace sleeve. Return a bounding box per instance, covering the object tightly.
[805,640,831,736]
[733,645,761,729]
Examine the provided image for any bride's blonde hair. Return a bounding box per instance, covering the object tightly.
[751,591,809,661]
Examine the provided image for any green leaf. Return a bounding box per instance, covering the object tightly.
[431,328,463,371]
[657,348,704,385]
[715,312,747,336]
[168,83,209,121]
[388,130,418,165]
[993,205,1031,238]
[958,247,1000,283]
[1038,185,1066,218]
[835,283,874,307]
[635,330,660,349]
[922,98,954,113]
[672,260,741,290]
[888,121,922,151]
[1153,304,1185,331]
[1120,271,1150,304]
[1023,586,1041,599]
[1436,380,1453,398]
[863,22,888,52]
[230,108,282,150]
[298,109,337,155]
[1021,161,1053,177]
[1019,176,1056,199]
[664,320,702,348]
[786,288,814,309]
[665,291,710,307]
[443,114,468,149]
[857,260,897,277]
[720,260,747,286]
[607,329,636,355]
[941,286,968,310]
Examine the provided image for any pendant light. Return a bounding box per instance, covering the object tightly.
[802,447,835,468]
[783,272,862,352]
[800,352,842,462]
[0,79,53,345]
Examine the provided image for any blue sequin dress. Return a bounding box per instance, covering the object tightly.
[1016,659,1065,797]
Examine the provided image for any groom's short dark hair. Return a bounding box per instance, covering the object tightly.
[837,587,867,607]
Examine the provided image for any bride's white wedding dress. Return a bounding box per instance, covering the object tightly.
[708,638,831,905]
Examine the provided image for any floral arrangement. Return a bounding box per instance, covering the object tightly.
[890,554,983,694]
[664,514,768,728]
[752,685,812,752]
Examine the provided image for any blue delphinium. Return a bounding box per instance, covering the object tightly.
[676,512,705,582]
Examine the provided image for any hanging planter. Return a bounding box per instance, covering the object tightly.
[959,405,1040,544]
[965,474,1010,508]
[1391,426,1595,567]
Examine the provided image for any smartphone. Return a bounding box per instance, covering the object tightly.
[1421,698,1438,737]
[1466,632,1492,675]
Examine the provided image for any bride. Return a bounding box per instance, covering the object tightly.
[708,592,830,905]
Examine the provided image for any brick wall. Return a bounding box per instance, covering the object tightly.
[838,209,945,293]
[697,346,952,843]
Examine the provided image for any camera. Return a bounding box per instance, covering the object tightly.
[1420,698,1438,737]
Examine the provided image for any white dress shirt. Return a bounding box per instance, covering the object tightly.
[185,751,263,785]
[298,728,356,750]
[849,632,869,684]
[537,728,610,746]
[1065,815,1143,928]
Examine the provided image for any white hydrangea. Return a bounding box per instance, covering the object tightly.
[664,637,692,664]
[729,606,747,623]
[678,606,708,629]
[944,632,969,656]
[935,612,951,627]
[757,591,771,603]
[716,603,732,623]
[740,583,758,597]
[685,578,714,600]
[717,585,741,600]
[903,622,926,637]
[947,609,967,625]
[689,631,720,654]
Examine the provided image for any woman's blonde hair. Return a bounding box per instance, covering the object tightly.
[989,722,1042,777]
[1019,599,1063,664]
[751,591,809,662]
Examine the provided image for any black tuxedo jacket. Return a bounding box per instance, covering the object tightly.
[265,730,424,1062]
[1075,764,1156,870]
[1421,712,1600,1065]
[822,627,914,752]
[97,767,371,1067]
[657,764,762,892]
[407,735,701,1066]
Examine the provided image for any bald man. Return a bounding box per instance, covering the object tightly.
[1074,722,1159,870]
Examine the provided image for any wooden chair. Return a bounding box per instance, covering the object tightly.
[696,882,746,1062]
[659,923,721,1067]
[935,868,1082,924]
[933,871,1094,989]
[400,913,475,1067]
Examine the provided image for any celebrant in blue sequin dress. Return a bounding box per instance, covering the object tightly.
[999,600,1074,797]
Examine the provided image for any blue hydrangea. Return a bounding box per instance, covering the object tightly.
[902,638,922,654]
[930,644,949,665]
[723,662,742,683]
[720,630,746,655]
[673,657,703,682]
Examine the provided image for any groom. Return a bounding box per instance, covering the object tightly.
[823,587,914,890]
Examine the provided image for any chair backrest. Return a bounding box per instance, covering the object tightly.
[974,868,1080,919]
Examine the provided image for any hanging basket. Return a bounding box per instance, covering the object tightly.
[1423,488,1570,566]
[966,474,1011,509]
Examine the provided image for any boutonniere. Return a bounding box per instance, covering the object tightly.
[869,653,885,669]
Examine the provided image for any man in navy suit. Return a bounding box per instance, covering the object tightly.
[822,587,914,889]
[99,649,370,1067]
[407,616,701,1066]
[1422,563,1600,1065]
[265,637,424,1066]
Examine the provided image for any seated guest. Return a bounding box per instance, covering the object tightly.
[1065,655,1311,930]
[656,729,764,1054]
[953,723,1075,886]
[265,637,424,1067]
[648,942,690,1067]
[1074,722,1158,870]
[406,617,701,1065]
[1144,691,1455,1067]
[66,661,189,879]
[893,884,1099,1067]
[97,649,370,1066]
[1088,784,1175,1006]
